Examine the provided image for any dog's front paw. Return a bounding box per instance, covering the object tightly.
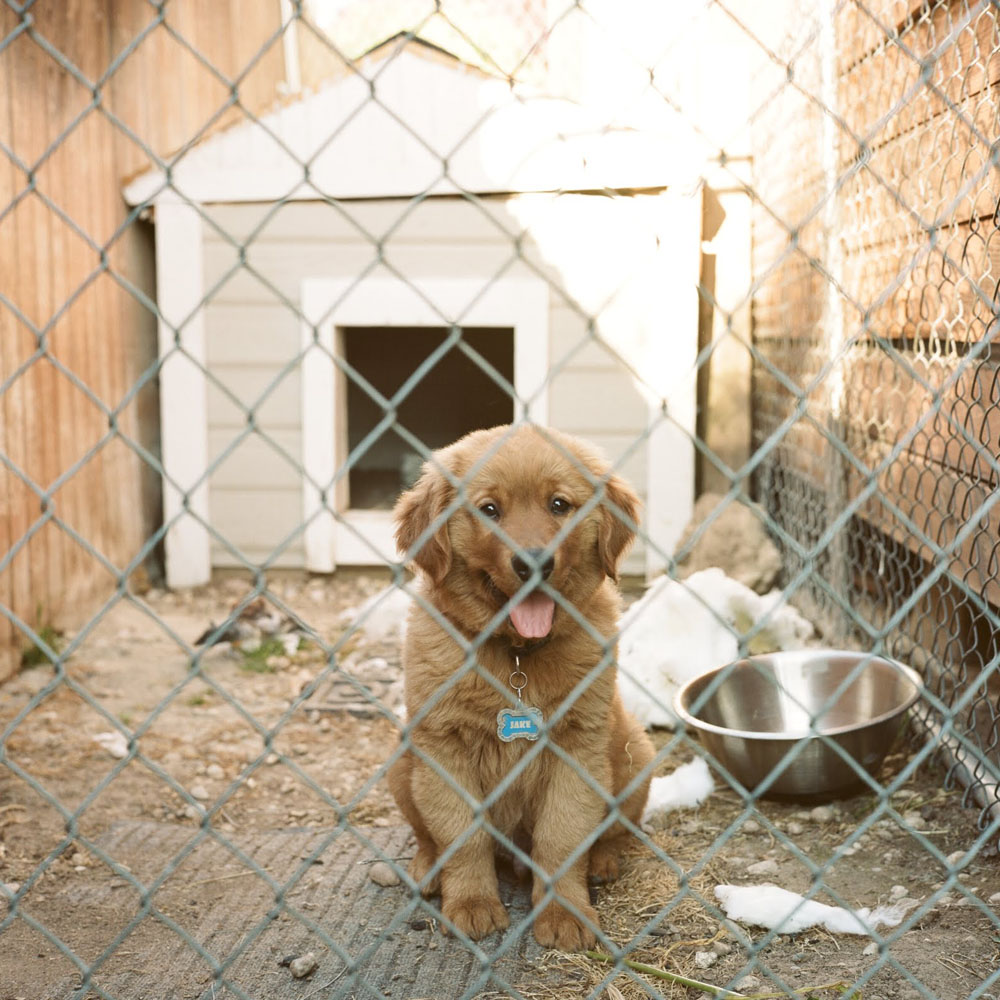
[587,842,620,884]
[533,902,598,951]
[443,895,509,940]
[409,846,441,897]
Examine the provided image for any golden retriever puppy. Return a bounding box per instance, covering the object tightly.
[387,424,654,950]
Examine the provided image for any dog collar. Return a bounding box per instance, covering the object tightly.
[496,654,544,742]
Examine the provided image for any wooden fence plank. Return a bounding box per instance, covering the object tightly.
[0,4,19,679]
[0,0,288,671]
[840,217,1000,345]
[844,349,1000,482]
[7,16,48,651]
[840,1,1000,149]
[836,0,927,75]
[848,445,1000,606]
[840,87,1000,236]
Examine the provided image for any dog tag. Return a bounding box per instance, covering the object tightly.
[497,706,543,742]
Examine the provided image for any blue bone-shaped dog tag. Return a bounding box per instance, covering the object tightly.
[497,706,543,742]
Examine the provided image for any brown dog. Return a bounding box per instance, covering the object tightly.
[387,424,654,950]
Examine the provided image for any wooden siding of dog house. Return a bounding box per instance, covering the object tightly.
[0,1,291,679]
[750,0,1000,618]
[198,194,684,577]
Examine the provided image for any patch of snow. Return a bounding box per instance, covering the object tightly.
[641,757,714,823]
[354,587,411,644]
[714,883,918,935]
[618,568,815,728]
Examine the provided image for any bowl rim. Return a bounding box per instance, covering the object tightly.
[672,649,924,742]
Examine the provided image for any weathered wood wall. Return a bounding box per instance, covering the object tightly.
[0,0,287,679]
[752,0,1000,632]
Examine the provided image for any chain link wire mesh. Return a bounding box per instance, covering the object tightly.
[2,1,1000,998]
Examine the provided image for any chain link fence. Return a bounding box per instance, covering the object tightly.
[2,1,1000,998]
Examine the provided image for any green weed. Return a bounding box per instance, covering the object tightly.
[238,637,287,673]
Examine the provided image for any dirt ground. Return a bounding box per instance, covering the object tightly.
[1,569,999,1000]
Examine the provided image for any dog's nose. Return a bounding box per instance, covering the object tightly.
[511,548,554,582]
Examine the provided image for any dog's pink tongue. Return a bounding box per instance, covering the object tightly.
[509,592,555,639]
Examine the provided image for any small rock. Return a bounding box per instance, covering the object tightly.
[675,492,783,593]
[2,882,21,895]
[741,820,761,835]
[93,731,129,759]
[945,850,965,870]
[786,822,804,836]
[643,918,679,936]
[205,764,225,781]
[711,940,732,956]
[355,656,390,681]
[409,918,431,931]
[189,785,210,801]
[810,806,835,823]
[988,891,1000,906]
[292,744,309,757]
[889,885,908,900]
[747,859,779,876]
[735,977,761,992]
[289,952,317,979]
[902,811,928,832]
[369,862,401,887]
[694,950,717,970]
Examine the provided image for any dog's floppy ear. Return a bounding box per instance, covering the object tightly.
[394,461,453,585]
[597,473,640,581]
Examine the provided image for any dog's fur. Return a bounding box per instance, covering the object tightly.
[387,425,654,950]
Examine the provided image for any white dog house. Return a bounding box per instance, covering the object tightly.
[125,38,712,587]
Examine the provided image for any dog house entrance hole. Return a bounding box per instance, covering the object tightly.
[343,326,515,510]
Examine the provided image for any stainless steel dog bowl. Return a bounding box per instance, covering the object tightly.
[674,650,923,800]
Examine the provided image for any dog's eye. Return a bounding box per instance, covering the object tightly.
[550,497,573,515]
[478,502,501,521]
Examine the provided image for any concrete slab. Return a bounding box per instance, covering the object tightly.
[11,821,563,1000]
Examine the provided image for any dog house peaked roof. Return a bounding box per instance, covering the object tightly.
[123,35,681,207]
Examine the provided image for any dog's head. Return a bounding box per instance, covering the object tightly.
[394,425,639,642]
